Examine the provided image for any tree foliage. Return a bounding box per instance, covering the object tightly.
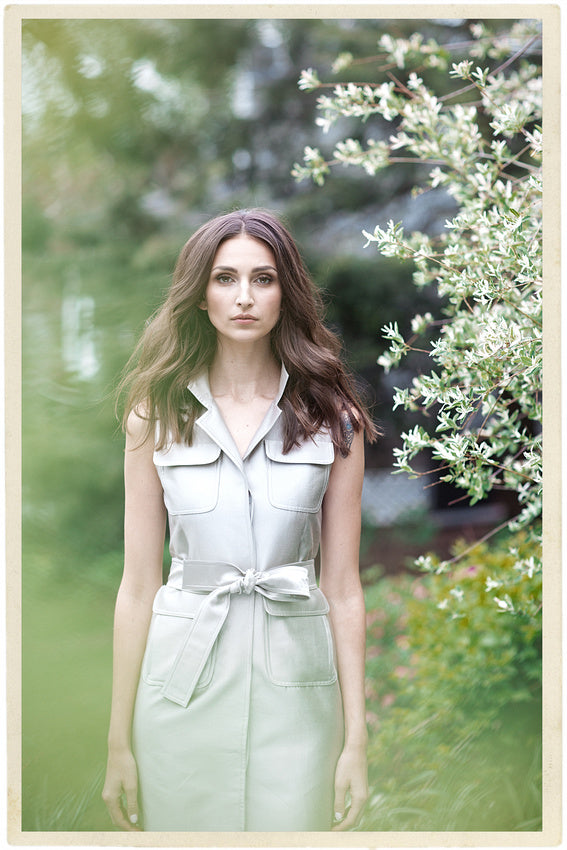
[294,20,543,614]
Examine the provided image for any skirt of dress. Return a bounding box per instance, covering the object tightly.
[132,580,344,832]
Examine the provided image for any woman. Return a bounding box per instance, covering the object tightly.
[102,209,377,832]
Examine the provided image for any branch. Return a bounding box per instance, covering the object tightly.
[440,33,540,104]
[441,514,523,567]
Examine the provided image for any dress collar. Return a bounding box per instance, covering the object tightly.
[187,362,289,410]
[186,363,290,465]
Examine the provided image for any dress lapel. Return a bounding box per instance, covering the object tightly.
[187,364,289,467]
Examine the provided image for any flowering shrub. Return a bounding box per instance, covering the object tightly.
[293,21,542,608]
[363,531,541,830]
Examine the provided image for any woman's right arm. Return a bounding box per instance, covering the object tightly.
[102,410,166,831]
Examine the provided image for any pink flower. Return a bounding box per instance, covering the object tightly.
[366,710,380,729]
[372,608,388,624]
[365,681,378,699]
[381,693,396,708]
[366,645,382,659]
[366,610,380,626]
[412,582,428,600]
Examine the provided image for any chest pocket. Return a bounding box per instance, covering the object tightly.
[264,438,334,513]
[154,440,222,515]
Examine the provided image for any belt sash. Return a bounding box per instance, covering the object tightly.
[161,559,315,707]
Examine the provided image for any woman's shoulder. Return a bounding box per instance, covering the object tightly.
[125,403,154,450]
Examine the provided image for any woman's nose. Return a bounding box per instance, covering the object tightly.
[236,282,254,306]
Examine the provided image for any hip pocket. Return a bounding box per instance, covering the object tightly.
[263,591,337,686]
[141,586,215,691]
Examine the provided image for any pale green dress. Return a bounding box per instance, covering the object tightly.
[132,365,344,831]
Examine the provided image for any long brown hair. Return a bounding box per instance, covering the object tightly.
[117,208,378,453]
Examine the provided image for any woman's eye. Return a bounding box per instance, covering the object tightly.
[216,274,233,284]
[256,275,274,285]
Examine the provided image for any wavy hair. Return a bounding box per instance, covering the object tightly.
[117,208,378,454]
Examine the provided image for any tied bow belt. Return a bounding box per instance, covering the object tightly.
[161,558,317,707]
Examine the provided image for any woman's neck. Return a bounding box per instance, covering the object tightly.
[208,341,281,403]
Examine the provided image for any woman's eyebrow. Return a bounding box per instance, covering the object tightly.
[211,264,278,273]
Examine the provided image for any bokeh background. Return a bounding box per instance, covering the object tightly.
[21,15,542,833]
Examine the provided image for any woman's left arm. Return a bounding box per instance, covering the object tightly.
[320,427,368,831]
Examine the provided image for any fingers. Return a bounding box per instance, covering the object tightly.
[102,775,141,831]
[103,791,141,832]
[333,773,348,828]
[124,779,141,830]
[102,786,126,831]
[332,793,365,831]
[332,769,367,831]
[113,803,138,831]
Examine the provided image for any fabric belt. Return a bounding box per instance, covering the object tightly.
[161,558,315,707]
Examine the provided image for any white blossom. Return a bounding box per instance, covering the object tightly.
[295,21,543,592]
[298,68,321,92]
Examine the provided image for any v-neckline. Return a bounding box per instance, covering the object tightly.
[188,365,289,465]
[211,394,277,459]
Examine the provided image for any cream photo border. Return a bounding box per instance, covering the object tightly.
[4,2,562,847]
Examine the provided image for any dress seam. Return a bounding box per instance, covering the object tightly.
[240,594,255,831]
[241,462,256,832]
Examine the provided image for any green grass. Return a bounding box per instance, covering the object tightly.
[22,558,118,831]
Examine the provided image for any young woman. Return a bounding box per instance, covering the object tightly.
[102,209,377,832]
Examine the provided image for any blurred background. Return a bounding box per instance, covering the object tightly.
[21,16,541,832]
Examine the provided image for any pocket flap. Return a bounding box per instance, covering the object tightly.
[265,438,334,465]
[154,440,221,467]
[152,584,206,618]
[263,590,330,617]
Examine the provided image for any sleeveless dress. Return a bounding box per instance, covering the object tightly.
[131,365,344,831]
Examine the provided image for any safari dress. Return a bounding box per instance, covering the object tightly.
[132,365,344,832]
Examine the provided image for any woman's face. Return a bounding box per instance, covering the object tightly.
[203,235,282,346]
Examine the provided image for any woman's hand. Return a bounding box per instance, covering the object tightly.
[332,743,368,831]
[102,746,141,831]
